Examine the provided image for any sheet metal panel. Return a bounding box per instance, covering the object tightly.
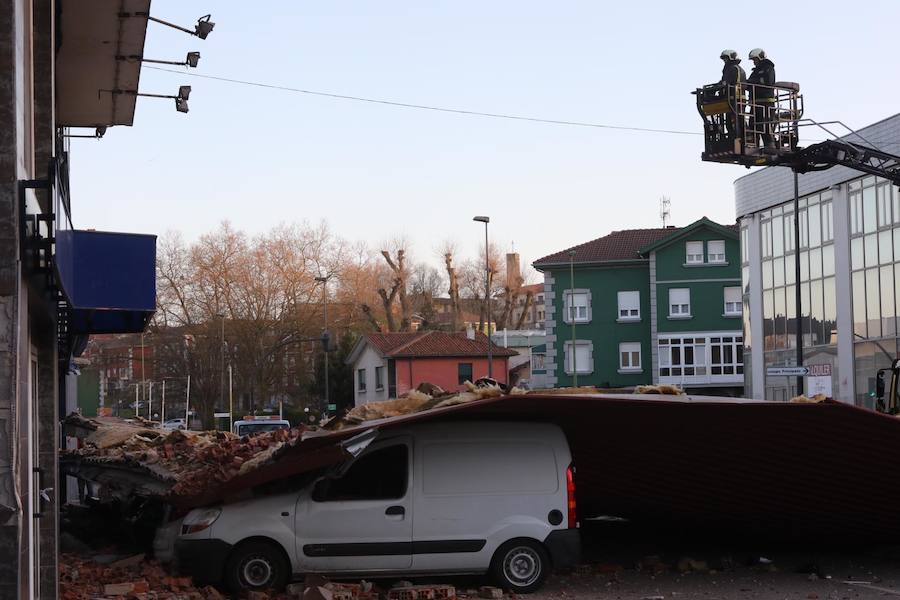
[56,229,156,333]
[183,394,900,540]
[56,0,150,126]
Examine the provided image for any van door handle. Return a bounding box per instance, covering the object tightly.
[385,505,405,520]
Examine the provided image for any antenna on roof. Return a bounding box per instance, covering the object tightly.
[660,196,671,228]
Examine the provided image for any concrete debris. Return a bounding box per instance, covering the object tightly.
[790,393,828,403]
[676,557,709,573]
[330,380,522,430]
[477,586,503,599]
[60,552,291,599]
[61,413,305,500]
[635,384,685,395]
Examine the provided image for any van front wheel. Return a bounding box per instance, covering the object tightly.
[490,538,550,593]
[224,540,289,593]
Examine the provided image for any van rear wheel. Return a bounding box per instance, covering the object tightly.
[224,540,289,593]
[490,538,549,593]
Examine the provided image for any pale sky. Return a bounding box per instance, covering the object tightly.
[70,1,900,271]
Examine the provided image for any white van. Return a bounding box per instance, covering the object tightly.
[176,421,580,594]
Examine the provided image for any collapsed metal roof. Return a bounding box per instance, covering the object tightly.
[66,393,900,541]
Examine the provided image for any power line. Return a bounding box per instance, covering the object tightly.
[144,66,702,136]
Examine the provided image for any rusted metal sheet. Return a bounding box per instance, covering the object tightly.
[186,393,900,540]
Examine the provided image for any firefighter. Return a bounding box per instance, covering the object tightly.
[719,49,746,138]
[747,48,776,149]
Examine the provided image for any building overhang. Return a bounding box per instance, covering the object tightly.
[56,0,151,127]
[56,229,157,334]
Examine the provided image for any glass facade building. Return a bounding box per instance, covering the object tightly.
[734,113,900,405]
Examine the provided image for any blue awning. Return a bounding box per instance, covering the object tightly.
[56,229,156,334]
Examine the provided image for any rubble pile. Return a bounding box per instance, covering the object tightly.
[327,380,525,430]
[59,553,227,599]
[63,414,306,498]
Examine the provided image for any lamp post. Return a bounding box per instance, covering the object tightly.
[569,250,577,388]
[473,216,493,379]
[314,275,331,413]
[793,172,804,396]
[216,313,226,418]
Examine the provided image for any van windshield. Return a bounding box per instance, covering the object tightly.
[236,423,289,436]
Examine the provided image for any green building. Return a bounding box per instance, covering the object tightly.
[533,218,743,395]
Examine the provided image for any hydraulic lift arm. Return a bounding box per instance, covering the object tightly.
[789,139,900,185]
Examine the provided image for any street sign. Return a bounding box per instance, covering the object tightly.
[213,412,231,418]
[327,404,337,411]
[766,366,809,377]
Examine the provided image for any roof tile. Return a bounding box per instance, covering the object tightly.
[534,227,676,266]
[363,330,517,358]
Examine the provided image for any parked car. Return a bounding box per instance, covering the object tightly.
[231,416,291,437]
[175,421,580,594]
[162,418,186,431]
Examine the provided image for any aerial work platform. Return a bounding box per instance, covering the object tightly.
[693,81,900,184]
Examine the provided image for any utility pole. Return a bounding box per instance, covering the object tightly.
[794,172,804,395]
[569,250,577,387]
[218,313,225,415]
[314,275,331,414]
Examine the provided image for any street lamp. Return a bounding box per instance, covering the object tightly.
[473,216,493,379]
[314,275,332,413]
[215,313,225,416]
[569,250,577,388]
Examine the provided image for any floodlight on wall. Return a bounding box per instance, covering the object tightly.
[104,86,192,114]
[121,12,216,40]
[63,126,107,139]
[118,52,201,68]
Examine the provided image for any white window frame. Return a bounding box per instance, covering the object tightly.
[709,335,744,376]
[563,340,593,375]
[686,241,704,264]
[723,286,742,316]
[618,342,642,374]
[375,366,384,390]
[707,240,726,264]
[617,290,641,322]
[668,288,691,318]
[658,337,707,377]
[357,368,367,392]
[562,289,592,324]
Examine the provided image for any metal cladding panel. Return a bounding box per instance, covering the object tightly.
[56,0,151,126]
[187,394,900,541]
[56,229,157,334]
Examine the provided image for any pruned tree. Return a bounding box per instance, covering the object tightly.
[514,289,536,330]
[442,242,462,331]
[380,246,411,331]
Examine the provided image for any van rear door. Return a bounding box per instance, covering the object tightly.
[296,436,413,572]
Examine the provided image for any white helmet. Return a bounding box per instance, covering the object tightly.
[749,48,766,60]
[720,49,738,61]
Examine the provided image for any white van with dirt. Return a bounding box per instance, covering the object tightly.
[175,421,580,594]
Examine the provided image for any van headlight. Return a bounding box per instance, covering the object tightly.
[181,508,221,535]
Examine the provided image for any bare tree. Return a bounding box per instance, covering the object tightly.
[380,247,411,331]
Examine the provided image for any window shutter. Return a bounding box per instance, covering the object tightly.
[724,286,741,304]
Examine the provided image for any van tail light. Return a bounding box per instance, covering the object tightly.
[566,463,578,529]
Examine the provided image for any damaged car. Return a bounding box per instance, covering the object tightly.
[175,421,581,594]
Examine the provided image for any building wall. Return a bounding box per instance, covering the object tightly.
[352,345,389,406]
[393,356,508,396]
[548,263,652,388]
[0,1,59,597]
[735,113,900,405]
